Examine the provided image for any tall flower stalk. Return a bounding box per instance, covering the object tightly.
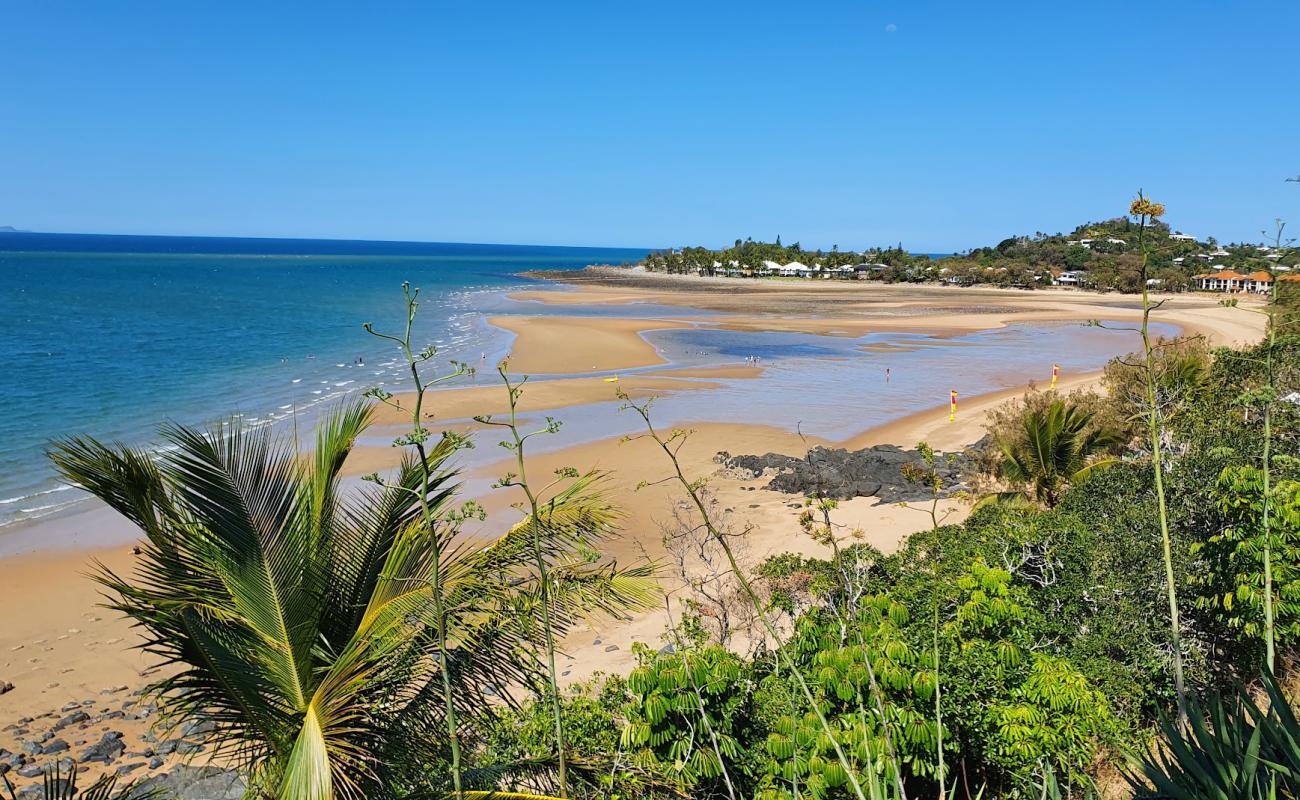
[476,365,572,798]
[1257,222,1294,672]
[1131,194,1188,726]
[619,392,879,800]
[363,283,472,797]
[1222,219,1294,672]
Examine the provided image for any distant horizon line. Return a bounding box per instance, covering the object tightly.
[0,228,660,254]
[1,228,967,256]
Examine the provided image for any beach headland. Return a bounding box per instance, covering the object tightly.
[0,268,1268,790]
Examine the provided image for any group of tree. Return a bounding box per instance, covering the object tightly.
[642,238,923,277]
[640,217,1295,294]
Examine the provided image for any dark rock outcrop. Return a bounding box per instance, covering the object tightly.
[717,443,977,503]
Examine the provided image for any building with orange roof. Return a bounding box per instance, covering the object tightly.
[1195,269,1275,293]
[1195,269,1246,291]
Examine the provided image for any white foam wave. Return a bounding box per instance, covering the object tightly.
[0,484,74,505]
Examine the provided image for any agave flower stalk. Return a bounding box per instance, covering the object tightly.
[619,392,879,800]
[1131,194,1189,726]
[1221,219,1295,673]
[1256,226,1289,672]
[475,365,573,798]
[364,282,473,798]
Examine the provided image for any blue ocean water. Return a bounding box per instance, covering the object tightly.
[0,233,650,528]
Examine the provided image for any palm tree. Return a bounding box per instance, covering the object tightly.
[994,398,1121,507]
[49,401,657,800]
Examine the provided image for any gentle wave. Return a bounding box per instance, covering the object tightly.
[0,281,519,532]
[0,484,74,505]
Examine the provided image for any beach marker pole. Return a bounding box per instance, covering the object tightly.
[1051,363,1060,388]
[949,390,958,422]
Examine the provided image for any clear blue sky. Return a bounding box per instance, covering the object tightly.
[4,1,1298,251]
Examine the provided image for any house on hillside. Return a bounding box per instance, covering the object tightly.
[1053,270,1087,287]
[852,262,890,279]
[1243,270,1275,293]
[1195,269,1244,291]
[1169,233,1198,242]
[1194,269,1273,293]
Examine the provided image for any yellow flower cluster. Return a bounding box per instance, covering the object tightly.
[1129,196,1166,219]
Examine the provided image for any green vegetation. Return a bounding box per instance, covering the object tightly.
[639,216,1298,293]
[483,286,1300,796]
[989,397,1121,507]
[1126,671,1300,798]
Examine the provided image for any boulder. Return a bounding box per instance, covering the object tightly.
[79,731,125,765]
[137,765,246,800]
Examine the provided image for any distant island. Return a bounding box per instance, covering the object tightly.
[638,217,1298,293]
[0,226,23,233]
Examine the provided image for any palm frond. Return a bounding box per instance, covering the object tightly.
[48,402,660,800]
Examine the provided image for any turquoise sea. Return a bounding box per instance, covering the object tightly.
[0,233,650,529]
[0,232,1174,538]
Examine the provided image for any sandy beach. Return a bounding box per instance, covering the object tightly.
[513,267,1265,347]
[0,272,1269,789]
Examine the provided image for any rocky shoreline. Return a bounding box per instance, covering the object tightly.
[1,689,241,799]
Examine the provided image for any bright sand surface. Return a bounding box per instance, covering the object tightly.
[0,273,1268,788]
[488,315,694,373]
[512,268,1265,347]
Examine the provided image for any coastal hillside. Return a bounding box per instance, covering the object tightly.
[640,217,1297,292]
